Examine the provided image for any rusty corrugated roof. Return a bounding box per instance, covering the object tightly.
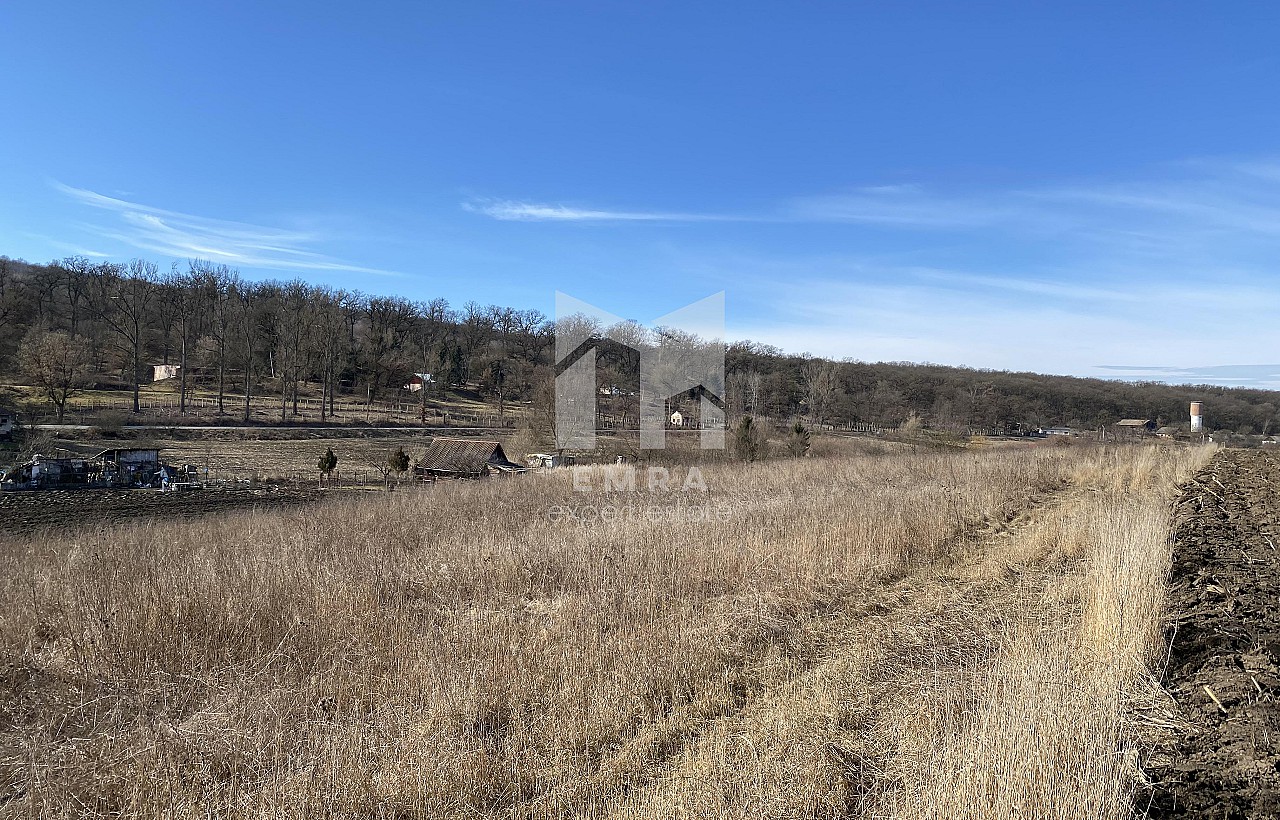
[416,438,517,473]
[91,448,160,460]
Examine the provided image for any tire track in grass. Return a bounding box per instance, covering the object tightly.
[567,477,1084,819]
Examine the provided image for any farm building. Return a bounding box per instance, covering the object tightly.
[527,452,574,469]
[404,373,433,392]
[92,448,164,485]
[4,455,93,489]
[1,447,183,490]
[0,407,14,440]
[413,438,524,480]
[152,364,182,382]
[1042,426,1073,436]
[1113,419,1157,438]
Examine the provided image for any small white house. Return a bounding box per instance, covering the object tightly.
[670,411,684,427]
[153,364,181,382]
[404,373,433,392]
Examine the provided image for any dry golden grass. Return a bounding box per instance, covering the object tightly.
[0,442,1209,818]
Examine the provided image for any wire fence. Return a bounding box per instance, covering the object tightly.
[40,392,519,428]
[195,467,493,491]
[22,390,887,438]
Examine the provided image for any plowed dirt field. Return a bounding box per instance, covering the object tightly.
[0,487,318,538]
[1151,449,1280,817]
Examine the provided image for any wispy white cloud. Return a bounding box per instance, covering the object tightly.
[468,185,1028,228]
[475,158,1280,252]
[732,278,1280,386]
[54,182,396,276]
[477,159,1280,388]
[464,198,746,223]
[907,268,1145,304]
[785,174,1280,254]
[785,187,1024,229]
[23,232,111,258]
[1097,364,1280,389]
[681,242,1280,385]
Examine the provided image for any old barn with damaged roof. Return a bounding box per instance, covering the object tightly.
[413,438,525,480]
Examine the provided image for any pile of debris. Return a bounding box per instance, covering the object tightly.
[0,448,199,492]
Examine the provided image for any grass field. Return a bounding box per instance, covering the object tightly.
[28,429,889,485]
[17,431,480,486]
[1,381,520,429]
[0,441,1209,818]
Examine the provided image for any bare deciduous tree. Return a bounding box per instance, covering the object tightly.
[311,288,352,422]
[411,297,452,421]
[19,330,92,422]
[274,280,310,421]
[234,280,261,423]
[161,265,203,415]
[803,359,839,426]
[190,261,237,415]
[54,256,94,336]
[93,259,158,413]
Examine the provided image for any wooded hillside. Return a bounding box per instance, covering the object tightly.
[1,254,1275,434]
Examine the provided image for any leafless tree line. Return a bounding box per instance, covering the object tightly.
[2,253,1277,433]
[0,256,551,423]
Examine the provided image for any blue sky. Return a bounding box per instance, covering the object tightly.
[3,2,1280,386]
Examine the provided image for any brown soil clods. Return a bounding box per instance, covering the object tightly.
[1150,450,1280,818]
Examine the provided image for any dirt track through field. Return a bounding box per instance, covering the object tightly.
[578,471,1083,818]
[1150,450,1280,817]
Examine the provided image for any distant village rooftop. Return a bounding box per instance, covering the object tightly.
[1115,418,1156,428]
